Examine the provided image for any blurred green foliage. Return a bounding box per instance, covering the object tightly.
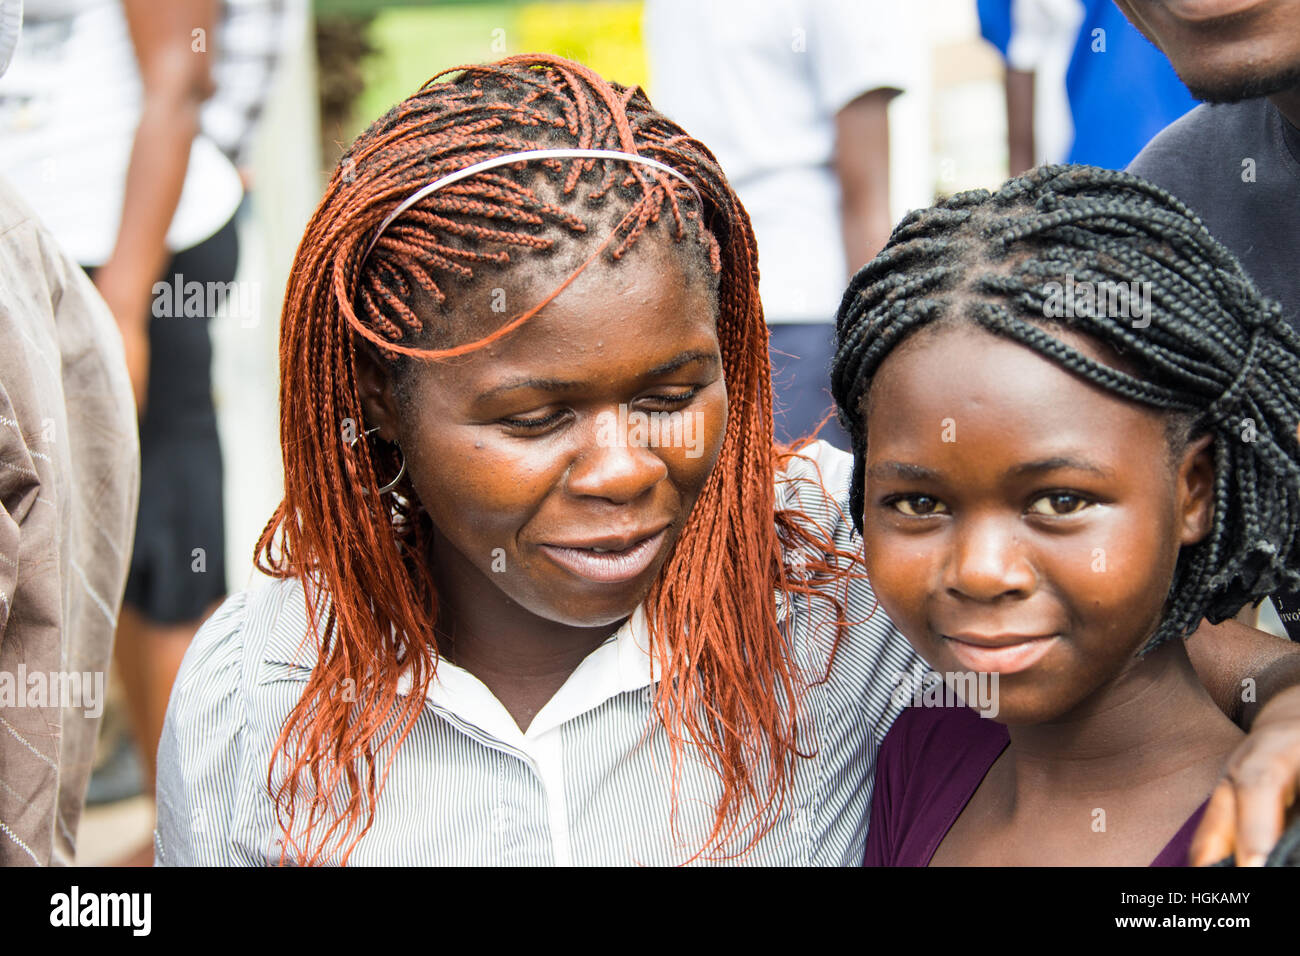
[332,1,645,147]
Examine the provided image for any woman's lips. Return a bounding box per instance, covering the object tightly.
[942,634,1060,675]
[538,529,669,584]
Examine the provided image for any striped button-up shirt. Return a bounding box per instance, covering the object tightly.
[155,441,919,865]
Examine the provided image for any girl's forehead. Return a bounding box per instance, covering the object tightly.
[866,323,1168,450]
[869,319,1139,406]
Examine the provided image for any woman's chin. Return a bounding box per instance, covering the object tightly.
[525,586,648,632]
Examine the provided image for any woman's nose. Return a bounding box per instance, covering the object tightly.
[564,412,670,503]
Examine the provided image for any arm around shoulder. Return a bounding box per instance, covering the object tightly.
[1185,617,1300,729]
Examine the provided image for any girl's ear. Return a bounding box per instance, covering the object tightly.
[1177,433,1215,546]
[354,340,403,443]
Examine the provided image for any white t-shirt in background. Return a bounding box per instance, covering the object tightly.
[645,0,918,323]
[0,0,243,266]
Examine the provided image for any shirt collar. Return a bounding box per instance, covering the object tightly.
[395,604,664,747]
[277,578,791,750]
[403,590,792,748]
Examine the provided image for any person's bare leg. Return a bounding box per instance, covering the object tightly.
[112,604,152,789]
[133,600,226,792]
[111,600,222,866]
[144,618,209,784]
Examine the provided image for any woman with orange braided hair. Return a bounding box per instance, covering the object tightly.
[153,53,918,866]
[154,55,1300,867]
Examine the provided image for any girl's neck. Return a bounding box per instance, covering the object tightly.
[1003,638,1242,799]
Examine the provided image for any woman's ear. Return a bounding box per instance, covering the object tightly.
[354,340,403,443]
[1177,433,1215,546]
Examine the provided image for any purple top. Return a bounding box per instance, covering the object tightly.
[863,704,1209,866]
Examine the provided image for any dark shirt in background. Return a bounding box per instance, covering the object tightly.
[1129,99,1300,639]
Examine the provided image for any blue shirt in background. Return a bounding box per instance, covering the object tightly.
[977,0,1197,169]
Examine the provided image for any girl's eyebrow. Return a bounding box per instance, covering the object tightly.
[1009,456,1116,479]
[867,457,1115,482]
[868,461,940,481]
[477,349,720,402]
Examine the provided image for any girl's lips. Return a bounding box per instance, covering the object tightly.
[943,634,1060,675]
[538,529,668,584]
[1161,0,1269,25]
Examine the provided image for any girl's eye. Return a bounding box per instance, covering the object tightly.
[1028,493,1091,516]
[892,495,948,517]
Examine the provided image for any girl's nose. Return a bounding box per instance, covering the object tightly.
[943,516,1038,601]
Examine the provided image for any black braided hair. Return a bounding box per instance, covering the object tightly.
[831,164,1300,653]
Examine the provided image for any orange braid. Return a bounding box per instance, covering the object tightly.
[258,54,858,865]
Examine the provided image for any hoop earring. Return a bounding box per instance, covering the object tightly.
[356,425,406,496]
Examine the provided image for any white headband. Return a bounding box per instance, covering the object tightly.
[361,147,702,263]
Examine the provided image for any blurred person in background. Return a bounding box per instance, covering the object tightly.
[645,0,917,448]
[0,0,139,866]
[204,0,307,193]
[1120,0,1300,653]
[0,0,243,859]
[977,0,1196,174]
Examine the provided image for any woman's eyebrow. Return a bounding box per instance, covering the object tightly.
[477,376,582,402]
[477,350,720,402]
[645,349,719,377]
